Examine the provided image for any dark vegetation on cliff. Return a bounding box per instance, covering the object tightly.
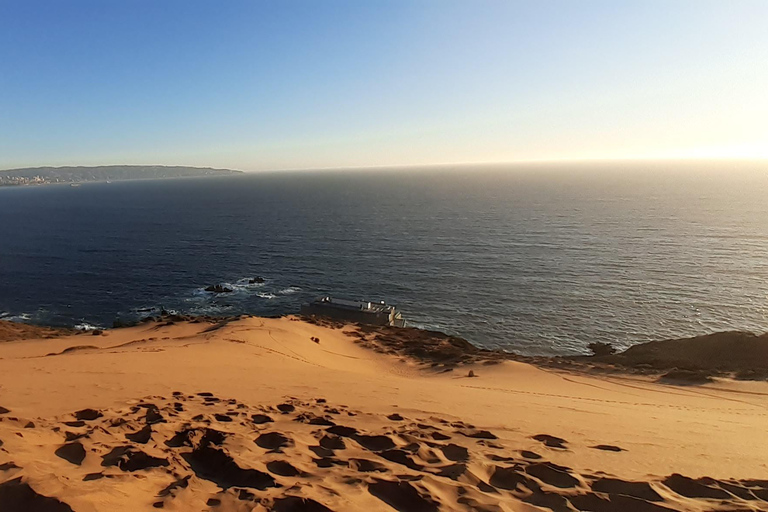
[0,321,74,342]
[332,320,768,383]
[580,331,768,382]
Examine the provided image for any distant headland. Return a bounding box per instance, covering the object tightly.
[0,165,242,186]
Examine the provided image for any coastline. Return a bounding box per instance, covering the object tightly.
[0,165,242,187]
[1,315,767,510]
[0,173,242,189]
[6,314,768,381]
[303,317,768,383]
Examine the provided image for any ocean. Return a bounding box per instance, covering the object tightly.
[1,162,766,355]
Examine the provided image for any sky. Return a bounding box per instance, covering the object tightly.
[1,0,767,171]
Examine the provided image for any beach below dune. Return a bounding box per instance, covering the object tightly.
[1,316,767,511]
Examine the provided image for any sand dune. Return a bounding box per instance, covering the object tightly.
[1,316,767,511]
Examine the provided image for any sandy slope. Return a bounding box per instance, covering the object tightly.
[0,316,767,511]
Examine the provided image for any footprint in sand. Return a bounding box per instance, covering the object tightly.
[439,443,469,462]
[3,393,767,512]
[54,442,86,466]
[277,403,295,413]
[251,413,274,424]
[182,446,278,490]
[266,460,304,477]
[0,478,74,512]
[73,408,102,421]
[591,443,625,452]
[125,425,152,444]
[590,477,664,501]
[101,446,169,472]
[524,461,581,489]
[354,434,396,452]
[532,433,567,449]
[271,496,333,512]
[368,479,439,512]
[255,431,293,451]
[319,434,346,451]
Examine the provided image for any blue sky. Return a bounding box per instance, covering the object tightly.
[1,0,766,171]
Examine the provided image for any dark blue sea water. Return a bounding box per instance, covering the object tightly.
[1,162,767,355]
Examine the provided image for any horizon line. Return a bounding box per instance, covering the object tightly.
[2,156,767,174]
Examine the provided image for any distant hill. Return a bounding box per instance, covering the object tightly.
[0,165,242,186]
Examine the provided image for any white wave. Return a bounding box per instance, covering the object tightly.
[3,313,32,323]
[130,305,179,317]
[235,277,266,287]
[195,278,266,296]
[75,322,102,331]
[131,306,162,316]
[276,286,301,295]
[257,292,276,299]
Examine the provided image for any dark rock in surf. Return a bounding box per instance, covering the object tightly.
[205,285,233,294]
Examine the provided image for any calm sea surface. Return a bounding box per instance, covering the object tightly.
[1,162,766,355]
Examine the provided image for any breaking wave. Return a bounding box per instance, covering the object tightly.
[75,322,103,331]
[0,312,34,323]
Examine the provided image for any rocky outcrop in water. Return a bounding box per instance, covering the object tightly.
[205,285,233,294]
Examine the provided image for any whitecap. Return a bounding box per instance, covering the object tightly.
[197,280,260,296]
[75,322,102,331]
[235,277,266,287]
[132,306,160,314]
[5,313,32,323]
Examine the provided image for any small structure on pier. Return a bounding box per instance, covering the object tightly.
[300,297,405,327]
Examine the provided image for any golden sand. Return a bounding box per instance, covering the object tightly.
[0,317,766,511]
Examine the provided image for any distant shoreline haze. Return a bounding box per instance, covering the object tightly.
[0,165,242,186]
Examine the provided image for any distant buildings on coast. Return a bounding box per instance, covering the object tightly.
[0,174,50,186]
[301,297,405,327]
[0,165,242,187]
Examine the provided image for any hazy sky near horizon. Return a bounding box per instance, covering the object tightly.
[1,0,767,171]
